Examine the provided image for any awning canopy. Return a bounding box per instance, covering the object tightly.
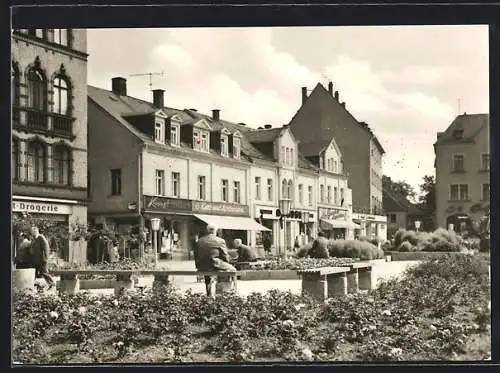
[194,214,271,231]
[320,219,361,230]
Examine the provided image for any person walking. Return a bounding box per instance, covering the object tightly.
[30,225,55,289]
[195,224,236,296]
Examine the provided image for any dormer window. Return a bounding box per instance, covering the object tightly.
[154,120,165,144]
[201,132,209,152]
[193,129,209,152]
[221,135,228,156]
[233,137,241,159]
[453,129,464,139]
[170,124,180,147]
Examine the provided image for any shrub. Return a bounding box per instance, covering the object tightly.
[327,240,346,257]
[398,241,413,252]
[381,241,392,252]
[393,229,406,248]
[295,244,311,258]
[429,228,462,252]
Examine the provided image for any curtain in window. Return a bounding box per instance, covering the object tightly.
[28,69,45,110]
[26,142,45,182]
[53,145,71,185]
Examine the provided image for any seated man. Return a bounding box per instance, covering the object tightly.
[233,238,258,263]
[195,224,236,296]
[308,231,330,259]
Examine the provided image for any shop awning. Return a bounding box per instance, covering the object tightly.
[320,219,361,229]
[194,214,271,231]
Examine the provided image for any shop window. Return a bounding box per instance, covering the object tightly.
[110,168,122,195]
[53,145,71,185]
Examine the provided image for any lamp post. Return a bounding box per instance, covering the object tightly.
[414,220,421,232]
[279,198,292,259]
[151,218,161,267]
[303,211,310,244]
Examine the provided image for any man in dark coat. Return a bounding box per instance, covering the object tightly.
[234,238,258,263]
[30,226,55,288]
[195,225,236,295]
[309,231,330,259]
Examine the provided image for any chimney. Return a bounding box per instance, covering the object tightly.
[212,109,220,121]
[301,87,308,104]
[334,91,339,101]
[340,102,346,108]
[112,77,127,96]
[264,124,272,129]
[328,82,333,96]
[152,89,164,108]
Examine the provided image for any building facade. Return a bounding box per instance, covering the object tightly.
[383,188,424,238]
[11,29,88,261]
[434,113,490,233]
[288,82,386,241]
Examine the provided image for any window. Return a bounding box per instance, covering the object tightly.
[285,148,290,165]
[11,62,20,109]
[233,138,241,159]
[482,183,490,201]
[340,188,345,205]
[221,135,228,156]
[154,121,164,144]
[334,160,338,173]
[327,186,332,204]
[450,184,468,201]
[267,178,273,201]
[193,130,200,150]
[170,125,179,146]
[233,181,241,203]
[453,129,464,139]
[221,179,229,202]
[198,175,206,200]
[288,180,293,201]
[172,172,180,198]
[481,153,490,171]
[27,68,46,110]
[282,179,287,199]
[308,186,313,206]
[290,148,294,166]
[319,157,324,169]
[110,168,121,195]
[26,142,46,183]
[320,184,325,203]
[12,139,19,181]
[334,187,338,205]
[155,170,165,196]
[281,146,285,163]
[53,29,69,46]
[388,214,397,223]
[53,145,71,185]
[452,154,465,172]
[53,76,70,115]
[255,176,261,200]
[298,184,303,204]
[201,132,209,152]
[29,29,45,38]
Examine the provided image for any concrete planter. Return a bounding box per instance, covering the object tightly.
[388,251,469,261]
[13,268,36,292]
[237,270,299,281]
[385,255,392,262]
[367,259,386,265]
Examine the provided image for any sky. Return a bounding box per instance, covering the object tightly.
[87,26,489,194]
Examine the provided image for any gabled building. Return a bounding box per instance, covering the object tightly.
[383,188,424,238]
[288,82,386,240]
[11,29,88,261]
[434,113,490,233]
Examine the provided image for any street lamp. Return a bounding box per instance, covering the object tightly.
[414,220,421,232]
[279,199,292,259]
[303,212,310,244]
[151,218,161,267]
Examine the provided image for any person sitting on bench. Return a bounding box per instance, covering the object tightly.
[233,238,258,263]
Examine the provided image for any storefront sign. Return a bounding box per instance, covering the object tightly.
[144,195,192,212]
[319,207,347,221]
[12,200,71,215]
[192,201,249,217]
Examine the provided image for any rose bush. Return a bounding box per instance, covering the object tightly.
[13,255,490,363]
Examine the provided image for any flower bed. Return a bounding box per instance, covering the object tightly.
[390,228,474,253]
[388,251,474,262]
[13,255,490,363]
[248,257,359,271]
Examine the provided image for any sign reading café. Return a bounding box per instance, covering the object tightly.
[12,200,71,215]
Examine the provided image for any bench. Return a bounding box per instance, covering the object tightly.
[341,262,374,293]
[51,270,139,296]
[296,267,350,302]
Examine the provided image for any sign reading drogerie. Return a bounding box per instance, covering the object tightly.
[12,200,71,215]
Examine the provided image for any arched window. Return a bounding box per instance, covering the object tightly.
[12,138,19,181]
[282,179,287,199]
[26,141,46,183]
[53,145,71,185]
[27,68,46,110]
[287,180,293,201]
[53,76,70,115]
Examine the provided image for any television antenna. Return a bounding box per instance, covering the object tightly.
[129,71,165,90]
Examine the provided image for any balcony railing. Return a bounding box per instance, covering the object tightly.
[52,114,73,137]
[26,109,48,131]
